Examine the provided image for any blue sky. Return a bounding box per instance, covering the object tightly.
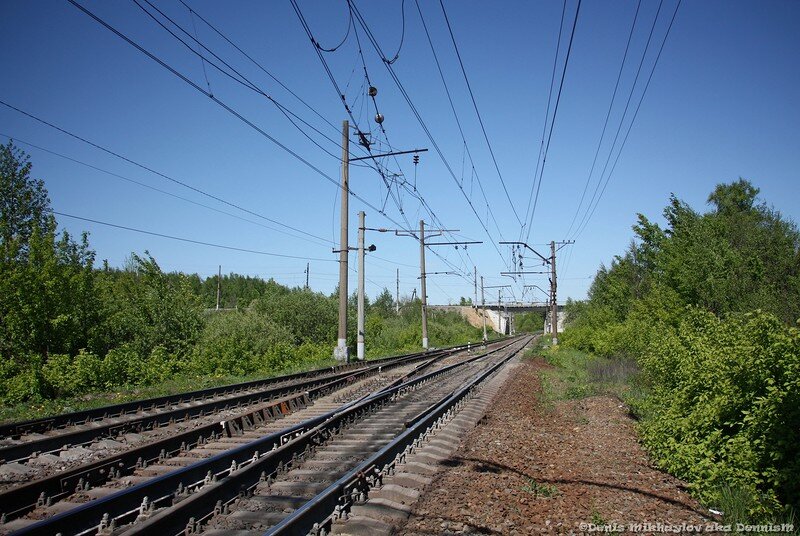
[1,0,798,305]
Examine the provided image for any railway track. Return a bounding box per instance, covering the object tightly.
[3,336,528,536]
[0,339,508,533]
[0,345,468,465]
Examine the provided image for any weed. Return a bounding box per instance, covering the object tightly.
[590,508,606,526]
[521,479,559,498]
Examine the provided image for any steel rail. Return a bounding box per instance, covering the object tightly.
[0,343,473,523]
[10,338,520,536]
[0,342,482,464]
[268,336,531,535]
[124,338,523,536]
[0,342,476,439]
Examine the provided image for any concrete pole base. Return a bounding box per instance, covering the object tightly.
[333,339,349,361]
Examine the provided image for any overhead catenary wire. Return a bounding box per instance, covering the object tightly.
[132,0,345,162]
[289,0,411,226]
[520,0,566,243]
[347,13,476,281]
[0,99,335,245]
[347,0,508,270]
[524,0,582,245]
[54,211,336,262]
[176,0,340,134]
[290,0,475,283]
[64,0,415,238]
[176,2,472,285]
[313,3,353,52]
[570,0,667,238]
[573,0,682,239]
[413,0,504,241]
[168,0,393,183]
[438,0,522,227]
[564,0,642,238]
[384,0,406,64]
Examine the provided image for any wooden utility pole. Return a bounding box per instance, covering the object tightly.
[335,120,350,362]
[215,265,221,311]
[419,220,429,350]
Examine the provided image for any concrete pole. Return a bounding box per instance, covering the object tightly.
[357,211,366,361]
[215,265,221,310]
[395,268,400,314]
[335,120,350,362]
[305,262,309,290]
[419,219,429,350]
[480,275,487,344]
[473,266,478,307]
[498,289,503,335]
[551,240,558,344]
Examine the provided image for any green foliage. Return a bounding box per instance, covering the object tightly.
[515,311,544,333]
[561,179,800,519]
[521,480,559,498]
[0,143,489,413]
[93,253,203,358]
[253,288,338,346]
[636,310,800,517]
[0,141,51,262]
[539,345,639,402]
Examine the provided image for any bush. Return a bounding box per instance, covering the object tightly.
[635,309,800,518]
[189,311,295,375]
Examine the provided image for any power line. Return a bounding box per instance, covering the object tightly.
[54,211,336,262]
[312,3,353,52]
[64,0,414,235]
[520,0,567,242]
[290,0,475,283]
[2,133,333,246]
[384,0,406,64]
[438,0,522,227]
[347,14,475,281]
[1,133,333,247]
[571,0,666,237]
[564,0,642,238]
[0,99,334,244]
[176,0,339,133]
[524,0,582,244]
[289,0,409,225]
[132,0,344,162]
[413,0,504,241]
[573,0,682,238]
[347,0,507,268]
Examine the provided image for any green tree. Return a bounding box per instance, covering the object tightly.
[0,143,98,363]
[0,141,51,262]
[93,253,203,357]
[371,288,395,317]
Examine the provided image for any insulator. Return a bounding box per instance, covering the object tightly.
[413,154,419,165]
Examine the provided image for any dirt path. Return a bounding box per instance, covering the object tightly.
[398,357,709,535]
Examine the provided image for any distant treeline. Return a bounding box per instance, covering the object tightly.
[562,179,800,519]
[0,141,484,405]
